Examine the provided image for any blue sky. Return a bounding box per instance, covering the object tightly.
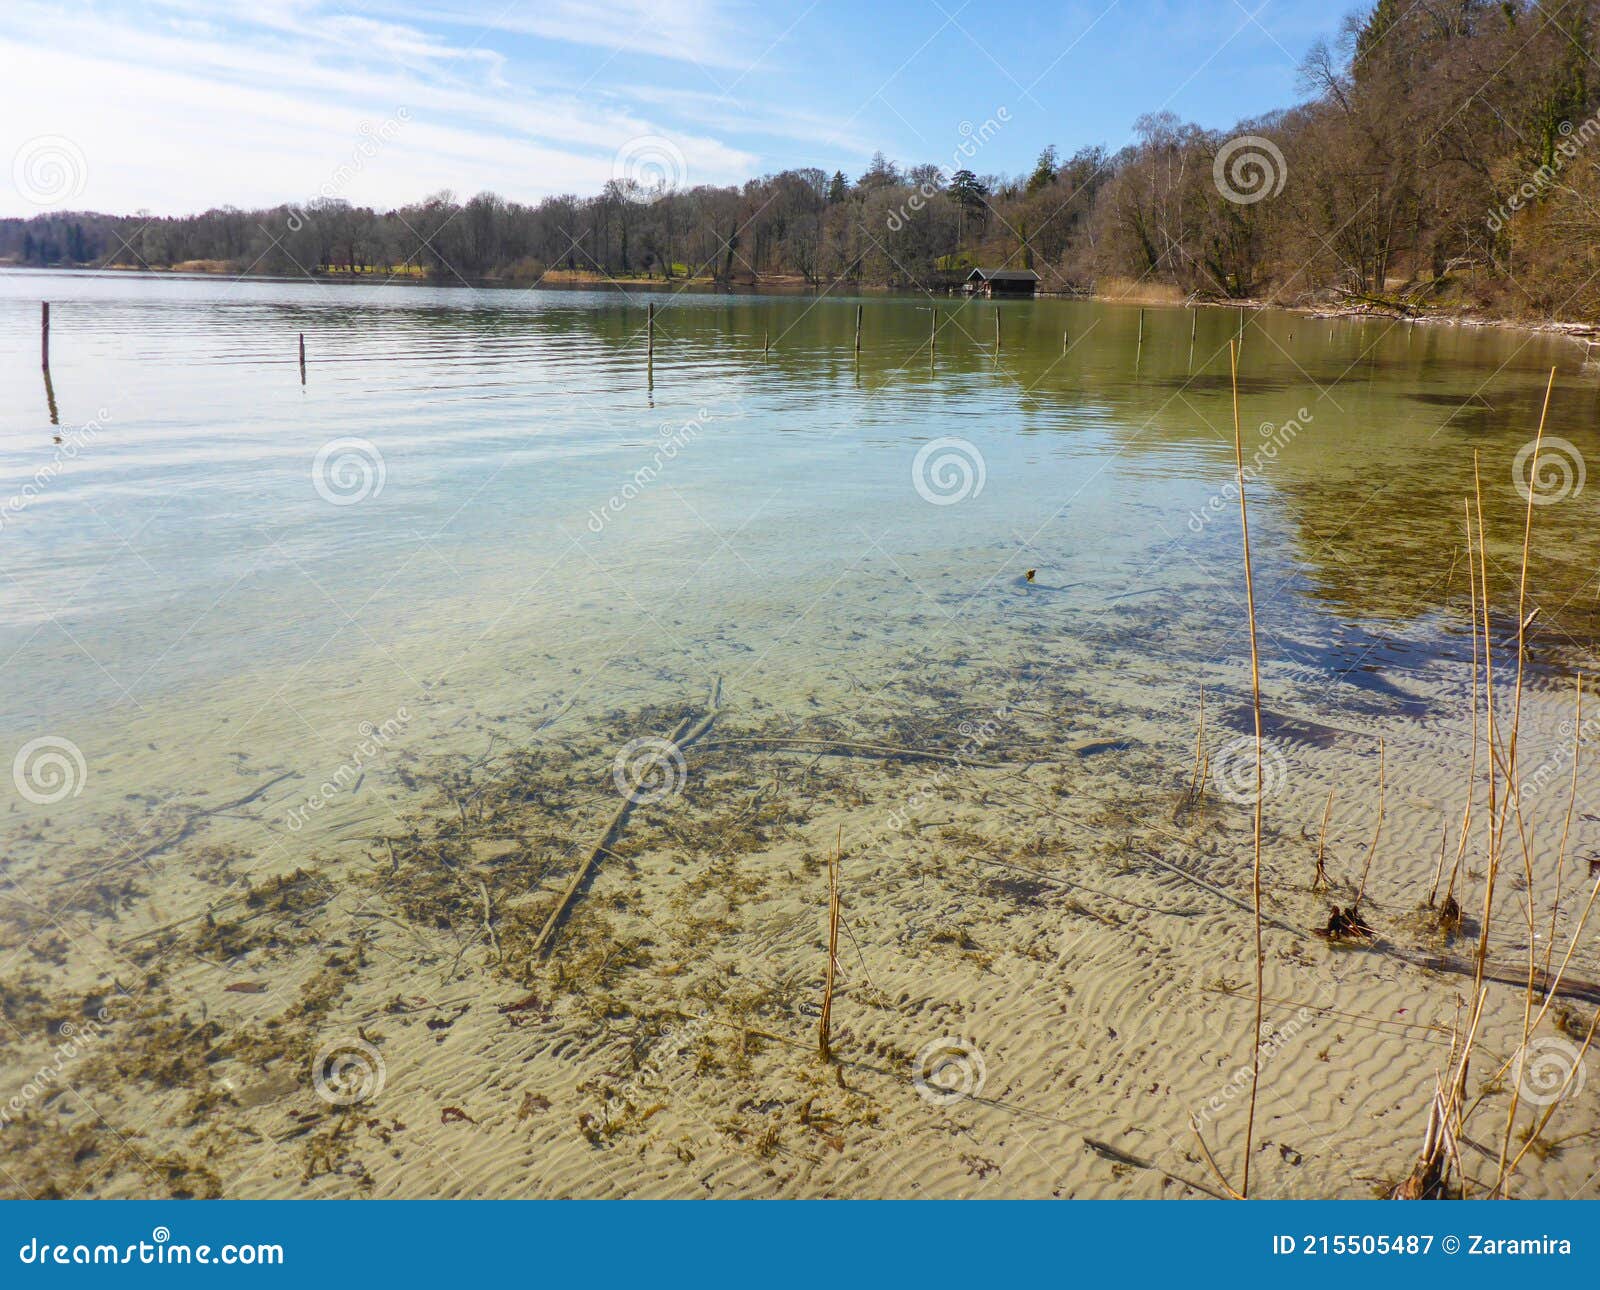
[1,0,1348,216]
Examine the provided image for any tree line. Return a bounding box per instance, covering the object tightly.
[5,1,1598,319]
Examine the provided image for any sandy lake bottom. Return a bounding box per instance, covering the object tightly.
[1,269,1598,1199]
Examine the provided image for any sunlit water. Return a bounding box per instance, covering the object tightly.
[9,268,1600,1202]
[1,267,1596,857]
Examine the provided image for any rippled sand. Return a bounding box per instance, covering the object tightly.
[1,272,1596,1198]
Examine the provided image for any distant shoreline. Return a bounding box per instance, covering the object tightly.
[6,260,1597,345]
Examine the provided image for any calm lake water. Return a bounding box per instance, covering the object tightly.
[1,267,1596,853]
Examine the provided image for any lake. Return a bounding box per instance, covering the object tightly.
[1,267,1596,1200]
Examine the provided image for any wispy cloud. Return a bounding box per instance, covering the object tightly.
[0,0,771,214]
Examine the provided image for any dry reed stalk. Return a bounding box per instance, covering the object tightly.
[1189,1115,1244,1200]
[1396,987,1485,1198]
[1455,454,1502,1192]
[1187,685,1207,803]
[1502,999,1600,1183]
[1469,455,1499,1001]
[1506,370,1558,771]
[1440,498,1480,911]
[1427,821,1448,909]
[1354,740,1385,912]
[819,826,841,1060]
[1492,370,1557,1196]
[1454,870,1600,1139]
[1228,338,1266,1199]
[1547,674,1582,981]
[1313,786,1334,891]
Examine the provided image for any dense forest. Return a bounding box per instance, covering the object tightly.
[6,0,1600,319]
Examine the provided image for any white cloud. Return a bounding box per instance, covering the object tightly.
[0,1,764,215]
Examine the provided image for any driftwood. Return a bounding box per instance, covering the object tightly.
[528,681,720,958]
[54,770,300,889]
[693,736,1011,769]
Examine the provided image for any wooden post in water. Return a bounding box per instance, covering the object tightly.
[1062,329,1069,353]
[647,302,656,372]
[40,303,50,371]
[930,308,937,358]
[764,327,770,357]
[298,332,306,383]
[994,311,1000,358]
[1138,309,1145,347]
[854,304,862,354]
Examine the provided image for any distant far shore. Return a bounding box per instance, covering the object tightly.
[6,260,1597,345]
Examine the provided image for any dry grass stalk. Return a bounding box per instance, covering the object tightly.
[1427,820,1448,910]
[1189,1114,1244,1200]
[1396,371,1600,1200]
[1469,454,1498,1001]
[1227,338,1266,1199]
[1313,787,1334,892]
[1547,674,1582,981]
[1186,685,1208,803]
[1438,499,1480,916]
[1396,987,1485,1198]
[819,825,841,1061]
[1354,739,1385,913]
[1492,368,1557,1196]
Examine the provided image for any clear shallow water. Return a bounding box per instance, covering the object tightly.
[9,269,1600,1204]
[1,267,1596,843]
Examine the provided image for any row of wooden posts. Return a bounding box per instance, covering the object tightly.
[638,299,1241,363]
[35,299,1254,380]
